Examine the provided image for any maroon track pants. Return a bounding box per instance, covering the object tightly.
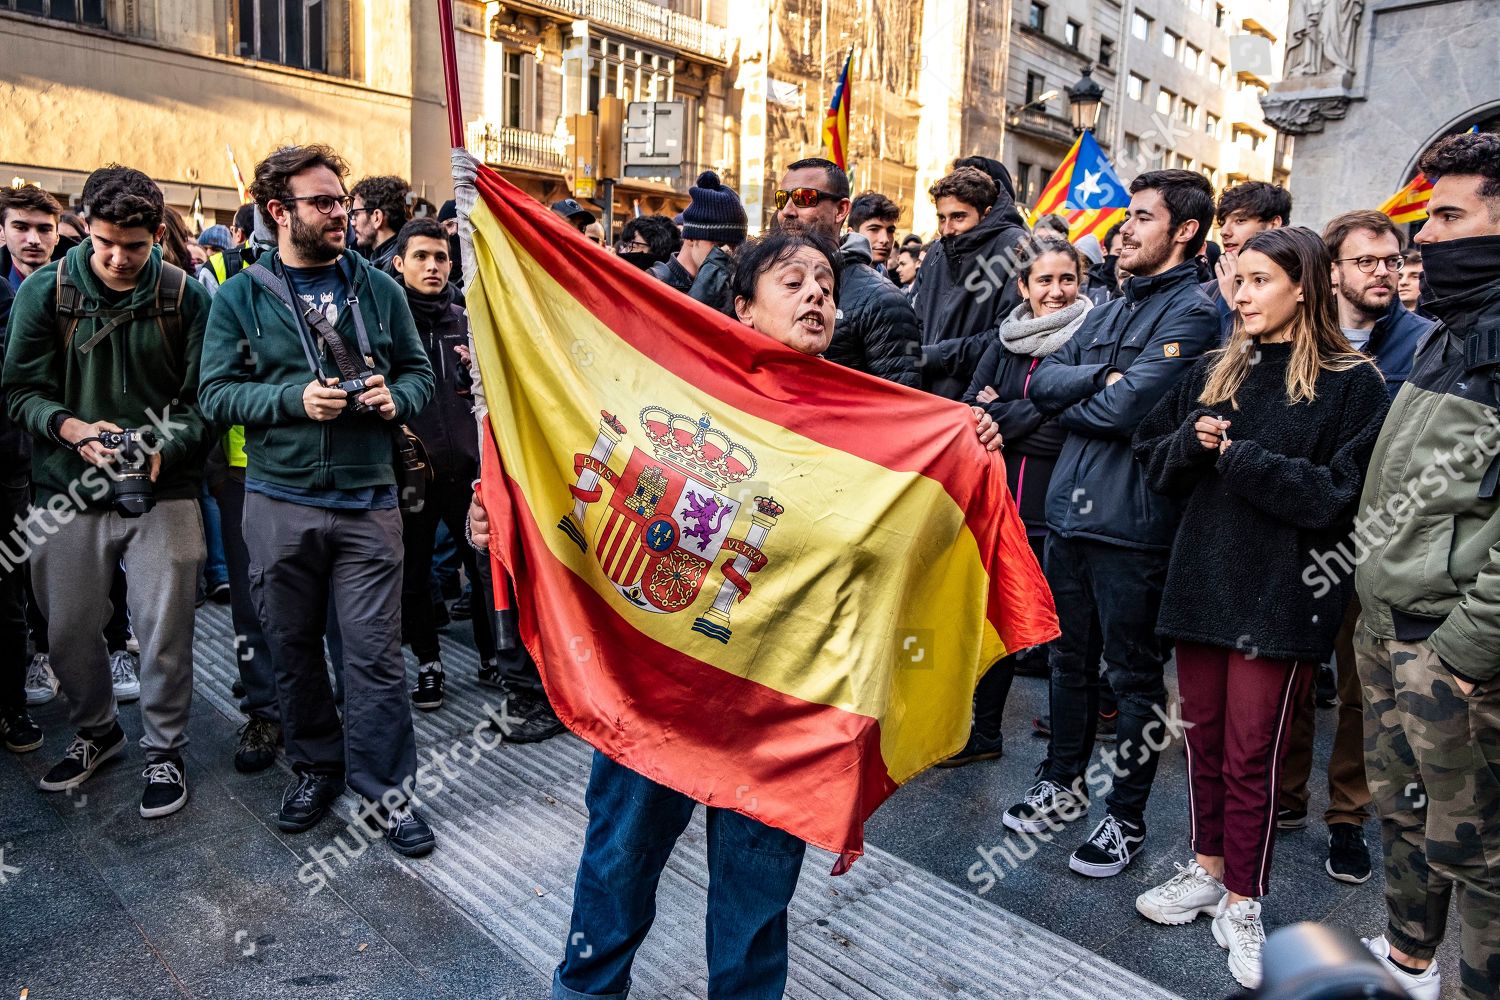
[1175,641,1312,898]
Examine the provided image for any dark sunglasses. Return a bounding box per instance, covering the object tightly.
[282,195,353,216]
[774,187,838,210]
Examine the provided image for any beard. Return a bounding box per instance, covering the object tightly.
[1344,281,1393,320]
[290,212,344,263]
[1122,232,1174,277]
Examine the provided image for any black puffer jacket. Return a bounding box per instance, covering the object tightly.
[648,255,694,294]
[1134,343,1390,661]
[1030,260,1221,549]
[404,284,480,482]
[824,234,920,387]
[911,192,1029,399]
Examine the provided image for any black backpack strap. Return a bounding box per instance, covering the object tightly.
[152,261,188,368]
[54,262,88,348]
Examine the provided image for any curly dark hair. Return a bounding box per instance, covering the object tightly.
[250,144,350,218]
[1216,181,1292,225]
[351,175,412,233]
[731,230,842,307]
[1419,131,1500,213]
[847,191,901,231]
[620,215,680,262]
[81,165,164,232]
[929,167,996,214]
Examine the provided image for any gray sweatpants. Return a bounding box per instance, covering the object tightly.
[31,499,205,758]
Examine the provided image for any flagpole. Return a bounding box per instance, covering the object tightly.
[436,0,465,148]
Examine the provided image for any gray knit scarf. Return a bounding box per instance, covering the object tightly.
[996,296,1093,358]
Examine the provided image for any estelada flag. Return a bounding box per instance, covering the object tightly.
[1029,130,1129,242]
[821,51,853,170]
[464,164,1057,870]
[1380,172,1433,224]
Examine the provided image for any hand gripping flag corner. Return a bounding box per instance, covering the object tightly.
[465,165,1057,870]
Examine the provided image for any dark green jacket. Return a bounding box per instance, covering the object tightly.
[197,249,433,490]
[2,243,211,506]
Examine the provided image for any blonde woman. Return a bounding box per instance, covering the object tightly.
[1131,226,1389,989]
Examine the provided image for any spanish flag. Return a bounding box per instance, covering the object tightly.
[1380,173,1434,225]
[463,163,1057,869]
[1029,131,1129,242]
[821,52,853,171]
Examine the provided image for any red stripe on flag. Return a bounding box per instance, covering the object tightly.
[472,170,1056,672]
[1032,146,1080,216]
[480,426,900,863]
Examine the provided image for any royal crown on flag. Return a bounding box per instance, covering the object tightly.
[639,406,758,488]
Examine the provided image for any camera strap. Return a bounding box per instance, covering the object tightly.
[247,261,367,383]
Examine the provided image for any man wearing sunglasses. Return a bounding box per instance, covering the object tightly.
[773,158,852,241]
[199,144,438,858]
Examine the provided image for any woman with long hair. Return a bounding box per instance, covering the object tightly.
[943,236,1092,766]
[1130,227,1390,989]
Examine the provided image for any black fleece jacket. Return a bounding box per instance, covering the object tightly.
[1133,342,1390,661]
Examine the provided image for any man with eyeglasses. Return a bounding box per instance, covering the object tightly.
[1272,209,1434,892]
[350,175,410,271]
[199,144,438,858]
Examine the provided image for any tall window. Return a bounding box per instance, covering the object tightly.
[1028,2,1047,32]
[1099,35,1116,68]
[1184,43,1202,72]
[1131,11,1151,41]
[1127,73,1147,102]
[238,0,328,73]
[1156,88,1175,116]
[1025,72,1047,105]
[1205,112,1221,140]
[1211,59,1226,86]
[1178,100,1197,128]
[502,50,525,128]
[1161,29,1180,59]
[1017,162,1035,204]
[1065,19,1081,48]
[3,0,105,25]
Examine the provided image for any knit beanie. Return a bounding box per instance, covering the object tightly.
[681,171,747,246]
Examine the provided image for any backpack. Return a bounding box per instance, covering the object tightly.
[54,259,188,369]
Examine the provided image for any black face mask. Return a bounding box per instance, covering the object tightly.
[619,251,657,271]
[1419,234,1500,303]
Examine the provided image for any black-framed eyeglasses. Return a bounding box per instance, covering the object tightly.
[774,187,839,211]
[619,239,652,252]
[282,195,354,216]
[1335,255,1404,274]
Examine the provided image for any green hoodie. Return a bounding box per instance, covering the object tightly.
[2,242,212,507]
[197,249,433,490]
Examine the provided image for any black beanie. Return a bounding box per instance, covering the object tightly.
[681,171,747,246]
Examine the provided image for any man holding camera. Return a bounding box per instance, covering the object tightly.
[2,166,211,818]
[199,145,437,857]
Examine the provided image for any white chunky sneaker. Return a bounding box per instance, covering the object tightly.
[1212,897,1266,989]
[110,650,140,703]
[1363,935,1441,1000]
[1136,860,1227,925]
[25,653,59,705]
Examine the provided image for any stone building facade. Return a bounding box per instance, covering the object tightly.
[1263,0,1498,230]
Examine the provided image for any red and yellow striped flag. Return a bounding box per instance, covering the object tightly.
[1028,133,1127,242]
[1380,173,1433,224]
[465,165,1057,868]
[821,52,853,170]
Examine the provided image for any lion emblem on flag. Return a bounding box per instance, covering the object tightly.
[556,408,784,643]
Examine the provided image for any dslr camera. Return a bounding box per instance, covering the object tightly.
[97,427,159,517]
[337,371,379,415]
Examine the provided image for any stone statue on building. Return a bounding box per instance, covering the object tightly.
[1284,0,1364,78]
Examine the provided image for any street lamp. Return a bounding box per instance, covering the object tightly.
[1066,65,1105,134]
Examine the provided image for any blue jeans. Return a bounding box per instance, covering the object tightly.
[554,752,806,1000]
[200,482,229,588]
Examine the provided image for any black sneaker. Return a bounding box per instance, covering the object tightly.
[1011,646,1049,678]
[1326,823,1372,884]
[1,708,43,753]
[1276,807,1308,831]
[1096,711,1119,743]
[486,692,565,744]
[38,723,127,791]
[476,659,504,689]
[1002,775,1090,834]
[411,665,445,712]
[1069,814,1145,877]
[140,757,188,819]
[1315,661,1338,708]
[277,771,345,832]
[449,590,473,621]
[207,581,232,605]
[383,805,436,857]
[234,718,281,774]
[937,729,1003,768]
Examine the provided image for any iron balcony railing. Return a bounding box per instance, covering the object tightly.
[467,122,568,173]
[523,0,727,61]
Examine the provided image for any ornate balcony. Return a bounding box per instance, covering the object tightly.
[519,0,727,62]
[467,122,567,174]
